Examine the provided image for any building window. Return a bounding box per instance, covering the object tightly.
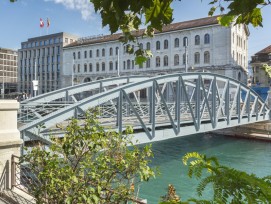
[96,49,99,57]
[102,62,105,71]
[183,37,188,47]
[156,41,160,50]
[174,54,179,66]
[84,51,87,58]
[183,53,187,65]
[204,51,210,64]
[78,51,80,59]
[73,52,76,60]
[204,34,210,44]
[174,38,179,48]
[233,33,235,44]
[156,56,160,67]
[89,63,92,72]
[195,35,200,45]
[139,43,143,49]
[194,52,200,64]
[146,58,151,68]
[127,60,131,69]
[115,61,118,70]
[77,64,80,72]
[89,50,92,58]
[96,63,99,72]
[164,40,168,49]
[109,47,113,56]
[109,61,113,70]
[102,49,105,57]
[123,61,126,69]
[84,63,87,72]
[146,42,151,50]
[115,47,119,55]
[164,55,168,66]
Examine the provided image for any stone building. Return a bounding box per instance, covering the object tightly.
[250,45,271,87]
[0,48,18,97]
[18,32,78,95]
[62,16,249,87]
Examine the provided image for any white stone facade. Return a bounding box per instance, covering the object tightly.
[62,16,249,88]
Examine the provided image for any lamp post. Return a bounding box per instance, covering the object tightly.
[184,37,188,73]
[117,47,120,77]
[72,59,74,86]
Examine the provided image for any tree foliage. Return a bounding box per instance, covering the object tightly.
[160,152,271,203]
[22,110,155,204]
[263,64,271,77]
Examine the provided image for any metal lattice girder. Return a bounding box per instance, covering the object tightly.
[18,76,150,123]
[19,73,270,145]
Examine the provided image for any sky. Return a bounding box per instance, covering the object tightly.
[0,0,270,59]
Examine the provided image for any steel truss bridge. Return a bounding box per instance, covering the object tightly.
[18,73,271,145]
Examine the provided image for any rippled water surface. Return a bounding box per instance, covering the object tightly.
[139,133,271,203]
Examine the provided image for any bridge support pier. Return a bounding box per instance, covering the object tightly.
[0,100,22,190]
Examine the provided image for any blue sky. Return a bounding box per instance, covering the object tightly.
[0,0,270,58]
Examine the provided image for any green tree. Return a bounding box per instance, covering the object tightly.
[22,110,155,204]
[160,152,271,203]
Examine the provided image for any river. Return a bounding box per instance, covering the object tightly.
[139,133,271,203]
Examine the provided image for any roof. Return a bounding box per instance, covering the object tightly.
[255,45,271,55]
[65,15,220,48]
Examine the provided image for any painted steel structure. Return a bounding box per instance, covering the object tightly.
[19,73,270,145]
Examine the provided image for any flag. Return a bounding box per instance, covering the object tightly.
[40,18,44,28]
[47,18,50,28]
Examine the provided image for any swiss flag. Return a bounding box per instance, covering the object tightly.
[40,18,44,28]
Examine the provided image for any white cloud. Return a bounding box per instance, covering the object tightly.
[45,0,94,20]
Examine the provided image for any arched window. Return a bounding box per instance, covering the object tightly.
[164,55,168,66]
[84,51,87,58]
[232,33,235,44]
[132,60,134,69]
[204,34,210,44]
[139,43,143,49]
[115,61,118,70]
[174,38,179,48]
[244,56,246,66]
[102,48,105,57]
[156,56,160,67]
[96,49,99,57]
[77,64,80,72]
[73,52,76,59]
[146,42,151,50]
[102,62,105,71]
[183,37,188,47]
[96,63,99,72]
[204,51,210,64]
[156,41,160,50]
[73,64,76,73]
[89,50,92,58]
[164,40,168,49]
[84,63,87,72]
[127,60,131,69]
[115,47,119,55]
[174,54,179,66]
[78,51,81,59]
[238,72,241,81]
[194,52,200,64]
[195,35,200,45]
[89,63,92,72]
[109,61,113,70]
[146,58,151,68]
[109,47,113,56]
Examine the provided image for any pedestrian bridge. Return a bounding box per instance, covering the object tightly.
[18,73,270,145]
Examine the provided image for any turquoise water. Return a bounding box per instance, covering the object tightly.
[139,133,271,203]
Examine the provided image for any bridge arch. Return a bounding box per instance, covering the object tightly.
[19,73,270,145]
